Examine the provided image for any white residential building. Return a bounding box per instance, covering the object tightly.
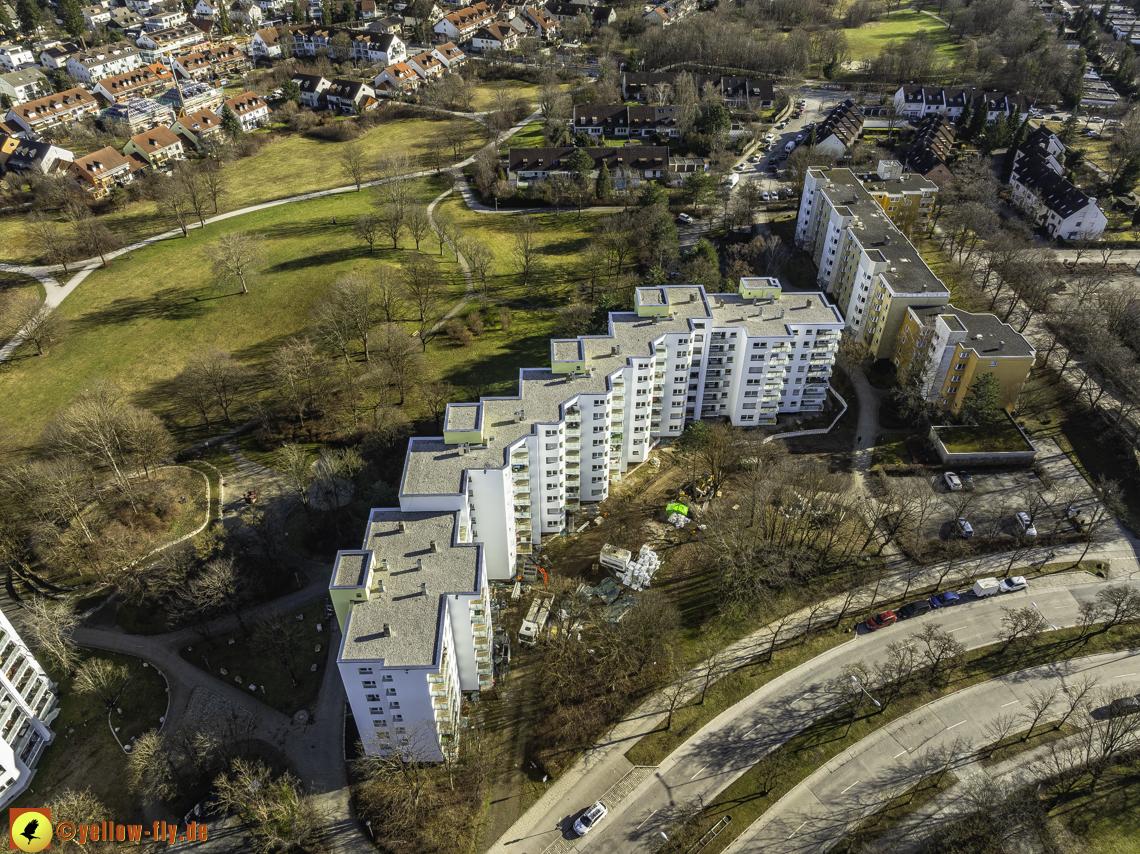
[1009,127,1108,240]
[0,69,50,107]
[331,281,842,760]
[66,45,143,85]
[0,608,58,808]
[0,44,36,73]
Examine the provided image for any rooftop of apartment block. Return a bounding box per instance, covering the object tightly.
[400,284,839,497]
[339,510,481,664]
[810,167,949,298]
[910,304,1035,358]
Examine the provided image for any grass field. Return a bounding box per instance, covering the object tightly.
[842,10,964,63]
[469,79,546,112]
[13,649,169,818]
[0,179,466,449]
[507,119,547,149]
[0,116,488,265]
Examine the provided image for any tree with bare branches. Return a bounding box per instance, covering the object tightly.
[0,290,67,356]
[339,139,371,190]
[207,231,266,295]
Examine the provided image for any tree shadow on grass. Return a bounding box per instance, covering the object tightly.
[255,217,358,242]
[263,248,368,275]
[70,286,223,331]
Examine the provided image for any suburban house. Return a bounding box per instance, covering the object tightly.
[255,26,407,65]
[107,8,146,31]
[433,2,497,43]
[374,62,421,96]
[135,25,210,63]
[906,114,955,186]
[251,26,284,58]
[172,107,224,149]
[572,104,679,139]
[223,91,270,129]
[171,45,252,82]
[812,99,864,157]
[893,85,1030,122]
[123,125,185,167]
[430,41,467,70]
[0,43,36,72]
[508,146,670,184]
[373,14,405,33]
[0,69,50,107]
[159,81,223,116]
[39,42,82,71]
[66,45,143,85]
[406,51,445,80]
[643,4,673,25]
[292,73,332,108]
[82,6,114,28]
[621,71,773,108]
[1009,126,1108,240]
[401,0,445,30]
[893,305,1035,414]
[1081,74,1121,109]
[144,9,189,29]
[70,146,134,199]
[471,22,520,52]
[0,135,73,175]
[94,63,174,102]
[103,97,177,134]
[323,79,377,114]
[544,2,616,25]
[5,88,100,135]
[521,6,559,39]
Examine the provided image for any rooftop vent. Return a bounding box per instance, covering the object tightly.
[420,582,428,596]
[417,557,424,569]
[652,314,659,324]
[380,558,389,572]
[431,540,439,553]
[975,334,984,340]
[780,309,786,319]
[398,521,406,533]
[383,622,392,636]
[689,293,696,302]
[516,409,525,422]
[998,340,1005,351]
[806,298,813,308]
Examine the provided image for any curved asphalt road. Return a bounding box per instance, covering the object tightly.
[566,575,1140,854]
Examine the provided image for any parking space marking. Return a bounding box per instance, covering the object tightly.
[894,750,908,758]
[1114,673,1137,679]
[946,720,968,730]
[788,821,808,839]
[690,764,707,781]
[1001,700,1020,707]
[840,781,860,794]
[948,625,969,632]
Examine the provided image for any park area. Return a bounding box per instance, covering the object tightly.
[842,9,964,68]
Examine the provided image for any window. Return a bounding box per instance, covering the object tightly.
[948,386,958,394]
[369,707,383,715]
[374,720,387,728]
[390,701,400,709]
[955,363,966,371]
[365,694,380,702]
[546,495,557,502]
[386,687,397,695]
[950,375,961,383]
[546,469,558,477]
[545,429,557,436]
[989,361,998,367]
[593,412,605,419]
[743,403,757,409]
[393,714,403,723]
[358,667,373,675]
[362,681,376,688]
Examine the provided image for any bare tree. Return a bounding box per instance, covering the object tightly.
[252,611,306,686]
[269,337,338,425]
[997,606,1043,655]
[512,215,542,296]
[176,348,250,426]
[277,443,315,517]
[175,162,210,228]
[405,205,432,251]
[442,119,470,158]
[402,253,443,350]
[981,711,1021,758]
[75,657,133,710]
[74,218,122,267]
[915,622,966,686]
[1020,684,1059,740]
[464,238,494,301]
[339,139,370,190]
[214,758,323,854]
[375,202,405,249]
[207,231,266,296]
[199,157,228,213]
[354,213,381,254]
[23,214,74,272]
[0,290,68,356]
[370,323,424,404]
[23,596,79,672]
[1056,674,1099,730]
[47,788,117,852]
[658,664,690,731]
[127,730,183,803]
[156,177,194,238]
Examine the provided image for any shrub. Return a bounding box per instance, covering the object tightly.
[289,110,318,132]
[466,312,484,336]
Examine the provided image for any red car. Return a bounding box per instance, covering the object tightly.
[865,611,898,631]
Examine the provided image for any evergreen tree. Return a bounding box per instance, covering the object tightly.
[568,146,594,182]
[967,97,988,140]
[342,0,354,22]
[1058,111,1081,145]
[1114,155,1140,195]
[57,0,85,36]
[320,0,333,23]
[960,372,1004,427]
[291,0,302,21]
[585,294,622,335]
[956,99,973,136]
[282,79,302,104]
[15,0,41,36]
[221,104,242,138]
[0,2,12,30]
[596,161,613,200]
[217,1,231,33]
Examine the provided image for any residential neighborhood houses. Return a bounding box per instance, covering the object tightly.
[1,0,1140,849]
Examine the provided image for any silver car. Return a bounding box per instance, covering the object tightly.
[574,801,608,836]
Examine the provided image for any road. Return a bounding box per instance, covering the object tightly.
[551,575,1140,854]
[724,647,1140,854]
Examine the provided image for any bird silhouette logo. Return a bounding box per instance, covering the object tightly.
[9,809,52,851]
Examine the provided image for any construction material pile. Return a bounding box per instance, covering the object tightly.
[667,512,688,528]
[620,545,661,591]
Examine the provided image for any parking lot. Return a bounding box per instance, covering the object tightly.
[890,436,1098,543]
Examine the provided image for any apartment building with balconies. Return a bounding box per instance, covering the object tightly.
[331,281,841,757]
[0,609,58,808]
[796,163,949,359]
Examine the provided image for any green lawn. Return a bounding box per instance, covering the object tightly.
[842,10,964,63]
[13,649,169,818]
[180,601,327,716]
[0,116,488,264]
[469,79,552,112]
[0,180,465,450]
[507,119,547,149]
[1060,765,1140,853]
[934,421,1033,453]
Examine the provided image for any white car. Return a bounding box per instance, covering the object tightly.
[574,801,608,836]
[1000,576,1028,593]
[956,518,974,538]
[1015,511,1037,537]
[944,472,963,491]
[676,213,693,224]
[761,191,770,201]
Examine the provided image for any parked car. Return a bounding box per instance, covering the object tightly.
[944,472,963,491]
[898,600,932,619]
[795,133,804,143]
[761,191,770,201]
[676,213,694,224]
[778,188,792,199]
[749,155,760,162]
[999,576,1028,593]
[865,610,898,631]
[734,164,746,171]
[1015,512,1037,537]
[1049,114,1062,121]
[1089,115,1105,123]
[587,71,599,78]
[574,801,608,836]
[930,591,961,609]
[956,518,975,538]
[1109,696,1140,717]
[960,472,974,491]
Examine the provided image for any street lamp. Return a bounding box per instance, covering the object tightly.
[1031,601,1058,631]
[845,675,881,737]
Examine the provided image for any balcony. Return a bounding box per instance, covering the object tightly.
[511,478,530,489]
[813,342,839,353]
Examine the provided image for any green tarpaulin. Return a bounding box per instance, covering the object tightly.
[666,502,689,517]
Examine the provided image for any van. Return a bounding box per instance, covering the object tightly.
[784,140,796,154]
[725,173,739,188]
[972,577,1000,598]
